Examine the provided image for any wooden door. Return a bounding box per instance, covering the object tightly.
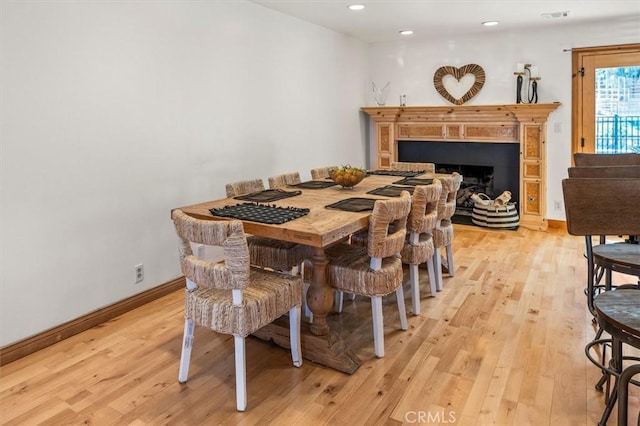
[572,44,640,157]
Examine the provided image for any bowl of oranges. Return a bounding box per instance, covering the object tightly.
[329,165,367,188]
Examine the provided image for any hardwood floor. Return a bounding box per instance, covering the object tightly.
[1,225,638,425]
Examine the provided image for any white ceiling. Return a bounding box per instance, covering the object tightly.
[251,0,640,43]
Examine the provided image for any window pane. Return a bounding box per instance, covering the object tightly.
[595,66,640,153]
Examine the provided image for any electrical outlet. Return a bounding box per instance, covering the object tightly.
[554,200,562,211]
[135,264,144,284]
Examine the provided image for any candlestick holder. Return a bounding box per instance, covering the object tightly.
[514,63,540,104]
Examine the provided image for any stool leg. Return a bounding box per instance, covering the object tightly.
[618,364,640,426]
[599,337,623,426]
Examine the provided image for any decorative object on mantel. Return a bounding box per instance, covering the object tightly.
[372,81,390,106]
[514,63,540,104]
[433,64,485,105]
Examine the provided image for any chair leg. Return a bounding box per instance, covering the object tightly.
[409,263,420,315]
[371,296,384,358]
[302,282,313,322]
[234,335,247,411]
[335,290,344,313]
[427,257,437,297]
[289,305,303,368]
[395,287,408,330]
[446,243,455,277]
[178,318,195,384]
[433,249,444,291]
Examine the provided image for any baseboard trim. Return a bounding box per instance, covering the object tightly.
[547,219,567,231]
[0,277,185,366]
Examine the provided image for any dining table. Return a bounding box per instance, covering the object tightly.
[174,171,439,374]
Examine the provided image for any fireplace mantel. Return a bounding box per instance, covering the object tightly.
[361,103,561,231]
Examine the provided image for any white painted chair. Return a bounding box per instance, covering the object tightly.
[310,166,338,180]
[400,180,442,313]
[268,171,302,188]
[171,209,303,411]
[390,161,436,174]
[350,181,442,315]
[433,173,463,291]
[322,192,412,358]
[225,178,311,276]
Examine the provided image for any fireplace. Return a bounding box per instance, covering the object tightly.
[360,104,561,230]
[398,141,520,223]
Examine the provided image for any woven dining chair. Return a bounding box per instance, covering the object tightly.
[432,172,463,291]
[390,161,436,174]
[225,178,265,198]
[171,210,303,411]
[225,178,311,275]
[322,191,412,358]
[350,181,443,315]
[268,172,302,189]
[310,166,338,180]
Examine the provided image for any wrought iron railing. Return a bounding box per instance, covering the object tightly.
[595,115,640,153]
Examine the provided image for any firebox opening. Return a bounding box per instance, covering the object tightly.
[434,164,495,222]
[397,141,520,226]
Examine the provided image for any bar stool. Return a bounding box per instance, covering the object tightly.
[585,289,640,426]
[562,177,640,317]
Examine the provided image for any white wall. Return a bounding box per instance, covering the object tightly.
[0,1,367,346]
[365,16,640,220]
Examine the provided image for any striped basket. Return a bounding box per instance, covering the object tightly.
[471,202,520,229]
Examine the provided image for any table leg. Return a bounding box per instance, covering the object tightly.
[306,247,333,336]
[252,247,361,374]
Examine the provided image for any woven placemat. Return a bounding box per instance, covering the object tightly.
[368,170,425,177]
[289,180,337,189]
[325,197,378,212]
[234,189,301,203]
[367,185,415,197]
[392,177,434,186]
[210,203,310,224]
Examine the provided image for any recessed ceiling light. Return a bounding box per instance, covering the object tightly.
[348,4,365,11]
[482,21,499,26]
[399,30,414,35]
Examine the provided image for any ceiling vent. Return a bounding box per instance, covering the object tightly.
[542,11,570,19]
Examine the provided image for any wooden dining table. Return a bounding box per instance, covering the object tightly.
[174,172,438,374]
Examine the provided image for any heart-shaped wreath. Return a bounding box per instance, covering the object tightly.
[433,64,485,105]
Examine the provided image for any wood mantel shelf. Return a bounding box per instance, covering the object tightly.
[361,103,561,231]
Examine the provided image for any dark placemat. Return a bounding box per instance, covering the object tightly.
[325,197,379,212]
[367,185,415,197]
[392,177,434,186]
[368,170,425,177]
[209,203,310,225]
[234,189,301,203]
[289,180,337,189]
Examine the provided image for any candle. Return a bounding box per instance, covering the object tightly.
[529,66,539,78]
[515,63,525,73]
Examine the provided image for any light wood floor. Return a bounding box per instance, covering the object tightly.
[1,225,638,425]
